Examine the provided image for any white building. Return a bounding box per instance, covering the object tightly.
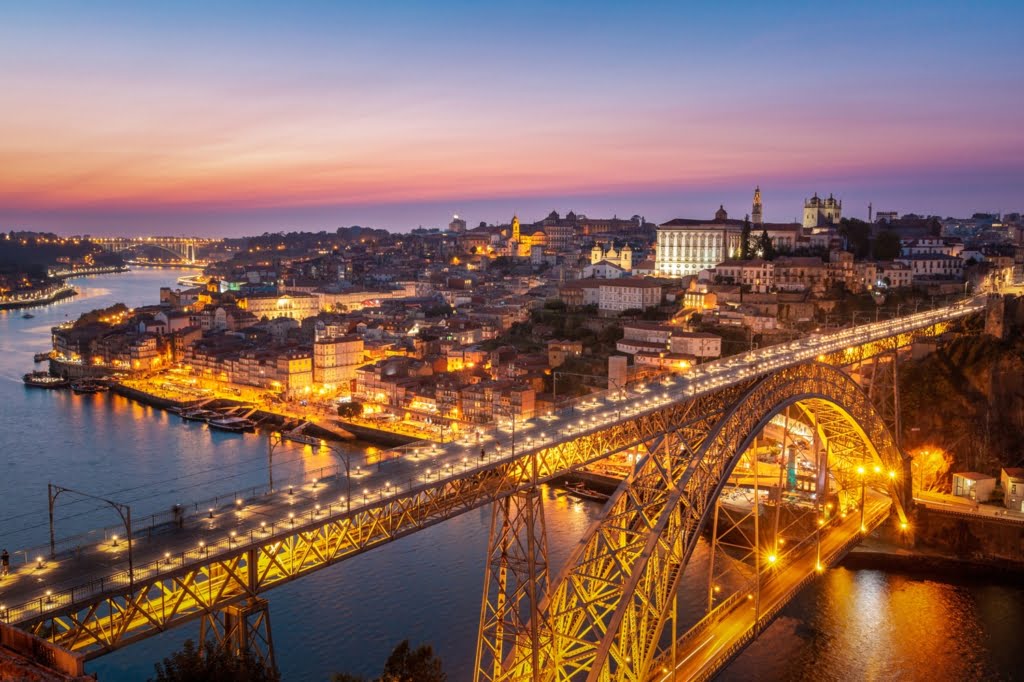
[713,259,775,292]
[313,335,364,389]
[597,278,663,313]
[952,472,996,502]
[242,293,321,322]
[895,254,964,281]
[656,194,804,278]
[1001,468,1024,512]
[876,262,913,289]
[669,332,722,358]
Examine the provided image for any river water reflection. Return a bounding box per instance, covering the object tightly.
[0,270,1020,681]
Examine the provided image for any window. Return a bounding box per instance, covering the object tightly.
[1012,483,1017,495]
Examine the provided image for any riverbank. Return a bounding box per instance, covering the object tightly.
[843,544,1024,579]
[0,285,76,310]
[49,265,129,278]
[109,377,359,442]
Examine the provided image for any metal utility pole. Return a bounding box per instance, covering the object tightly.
[48,483,134,586]
[267,431,284,493]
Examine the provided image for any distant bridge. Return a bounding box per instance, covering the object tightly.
[90,236,224,264]
[0,296,988,680]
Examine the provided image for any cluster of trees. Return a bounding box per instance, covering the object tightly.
[150,640,279,682]
[735,217,903,263]
[150,639,445,682]
[332,640,446,682]
[838,218,901,261]
[739,217,777,260]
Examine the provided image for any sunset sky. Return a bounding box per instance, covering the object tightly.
[1,1,1021,236]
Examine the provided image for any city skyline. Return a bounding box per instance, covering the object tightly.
[2,1,1022,236]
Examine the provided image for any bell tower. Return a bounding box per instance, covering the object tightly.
[752,186,763,226]
[511,215,520,243]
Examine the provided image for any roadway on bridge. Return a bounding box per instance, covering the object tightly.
[652,494,892,681]
[0,299,980,634]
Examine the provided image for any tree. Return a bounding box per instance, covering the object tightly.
[380,640,446,682]
[332,640,445,682]
[150,639,280,682]
[910,446,954,493]
[758,230,775,260]
[873,229,901,261]
[740,216,752,260]
[337,401,363,418]
[838,218,873,259]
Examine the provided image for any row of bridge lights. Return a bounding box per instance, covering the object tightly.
[161,456,465,573]
[15,452,482,613]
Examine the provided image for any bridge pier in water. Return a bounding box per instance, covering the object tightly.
[475,482,550,681]
[199,597,277,676]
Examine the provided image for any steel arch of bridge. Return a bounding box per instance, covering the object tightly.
[519,363,905,682]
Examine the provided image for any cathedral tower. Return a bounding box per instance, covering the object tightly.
[752,186,763,226]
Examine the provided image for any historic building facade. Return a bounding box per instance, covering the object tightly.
[803,192,842,228]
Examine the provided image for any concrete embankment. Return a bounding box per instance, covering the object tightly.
[110,382,187,410]
[108,383,357,441]
[840,504,1024,578]
[335,420,421,447]
[841,548,1024,578]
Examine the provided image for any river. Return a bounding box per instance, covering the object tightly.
[0,269,1020,681]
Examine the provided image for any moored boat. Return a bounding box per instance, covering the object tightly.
[565,482,611,502]
[21,313,34,319]
[208,416,256,433]
[70,379,109,394]
[23,371,69,389]
[181,408,217,422]
[282,431,319,445]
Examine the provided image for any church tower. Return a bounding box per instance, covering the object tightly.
[620,244,633,271]
[591,243,603,265]
[511,215,521,243]
[752,186,763,226]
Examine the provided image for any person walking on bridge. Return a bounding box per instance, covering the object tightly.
[1,548,9,578]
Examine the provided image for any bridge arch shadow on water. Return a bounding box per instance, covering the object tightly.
[480,362,909,682]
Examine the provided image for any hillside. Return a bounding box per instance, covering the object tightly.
[900,325,1024,476]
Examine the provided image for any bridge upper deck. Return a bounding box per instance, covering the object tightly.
[0,296,983,654]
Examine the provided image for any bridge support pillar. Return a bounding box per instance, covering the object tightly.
[200,597,277,676]
[474,487,549,682]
